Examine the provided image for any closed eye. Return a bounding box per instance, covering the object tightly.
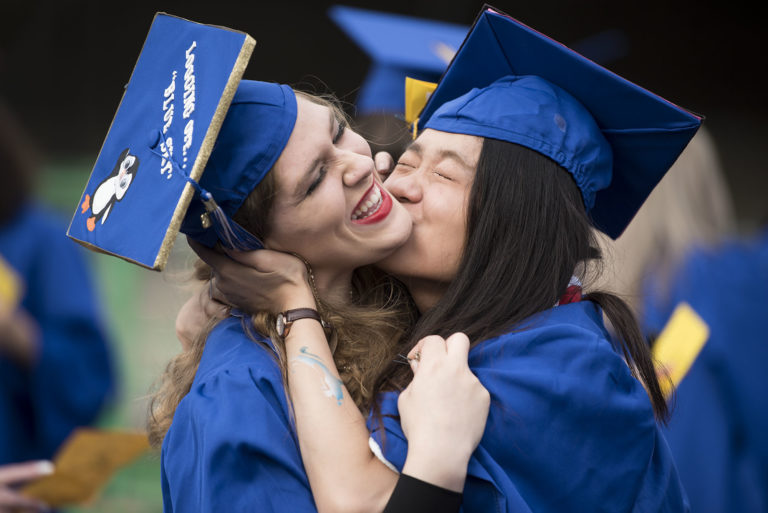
[306,168,327,196]
[333,120,346,144]
[394,160,416,170]
[433,170,453,181]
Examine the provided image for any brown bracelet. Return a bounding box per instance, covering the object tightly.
[275,308,331,337]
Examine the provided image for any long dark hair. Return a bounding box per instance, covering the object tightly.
[379,137,669,422]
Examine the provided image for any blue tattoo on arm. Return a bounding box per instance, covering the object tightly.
[291,346,344,405]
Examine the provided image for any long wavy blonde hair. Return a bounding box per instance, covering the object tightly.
[147,92,417,448]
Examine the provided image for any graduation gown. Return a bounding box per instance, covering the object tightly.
[0,203,114,464]
[369,301,689,513]
[161,315,317,513]
[641,231,768,513]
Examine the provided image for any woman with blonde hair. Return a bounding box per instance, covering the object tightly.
[154,79,488,513]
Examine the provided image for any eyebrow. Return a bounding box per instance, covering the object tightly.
[294,109,337,198]
[403,141,474,172]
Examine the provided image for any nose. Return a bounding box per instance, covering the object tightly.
[341,152,374,188]
[384,172,422,204]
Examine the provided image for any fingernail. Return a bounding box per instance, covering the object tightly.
[36,460,55,475]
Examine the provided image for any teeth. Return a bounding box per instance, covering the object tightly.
[352,185,384,220]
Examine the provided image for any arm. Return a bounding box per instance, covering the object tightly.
[174,283,229,351]
[26,221,114,457]
[283,324,488,512]
[381,334,489,513]
[190,242,489,512]
[383,474,462,513]
[189,240,391,512]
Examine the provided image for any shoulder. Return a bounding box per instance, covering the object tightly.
[472,301,617,364]
[470,301,653,420]
[3,202,69,237]
[161,317,312,511]
[170,316,289,428]
[193,315,282,384]
[0,203,70,256]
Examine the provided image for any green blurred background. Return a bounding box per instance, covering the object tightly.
[37,161,194,512]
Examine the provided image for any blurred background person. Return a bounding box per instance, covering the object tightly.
[595,126,768,513]
[329,5,629,163]
[329,5,467,159]
[0,98,115,467]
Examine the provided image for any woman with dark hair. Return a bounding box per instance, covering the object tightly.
[193,7,699,512]
[156,79,489,513]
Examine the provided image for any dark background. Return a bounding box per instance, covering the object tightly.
[2,0,765,230]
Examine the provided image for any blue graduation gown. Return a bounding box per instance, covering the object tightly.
[0,203,114,464]
[641,231,768,513]
[369,301,689,513]
[161,315,317,513]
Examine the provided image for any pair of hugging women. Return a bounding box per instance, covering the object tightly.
[153,10,699,513]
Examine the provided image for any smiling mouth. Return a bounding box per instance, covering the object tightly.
[352,183,383,220]
[351,182,392,225]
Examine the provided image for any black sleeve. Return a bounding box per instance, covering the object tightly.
[382,473,463,513]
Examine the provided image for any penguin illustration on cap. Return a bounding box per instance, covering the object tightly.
[80,148,139,231]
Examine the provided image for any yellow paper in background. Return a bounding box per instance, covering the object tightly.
[652,302,710,399]
[0,253,23,312]
[21,428,150,507]
[404,77,438,133]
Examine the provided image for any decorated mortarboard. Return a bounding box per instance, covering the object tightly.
[329,5,467,115]
[407,5,702,239]
[67,14,297,270]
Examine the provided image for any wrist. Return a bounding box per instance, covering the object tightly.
[276,308,331,338]
[277,286,317,312]
[401,444,471,493]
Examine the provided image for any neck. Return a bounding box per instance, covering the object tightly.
[312,267,354,305]
[398,276,449,314]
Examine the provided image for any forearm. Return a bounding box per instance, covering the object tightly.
[282,299,397,513]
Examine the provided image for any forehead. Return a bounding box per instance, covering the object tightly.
[408,129,482,167]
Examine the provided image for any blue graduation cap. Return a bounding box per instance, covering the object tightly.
[329,5,467,115]
[67,13,293,270]
[414,6,702,239]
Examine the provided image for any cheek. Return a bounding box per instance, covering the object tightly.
[425,191,467,242]
[422,193,468,271]
[265,199,348,255]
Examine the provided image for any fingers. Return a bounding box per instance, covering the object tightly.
[407,335,442,361]
[407,335,445,374]
[374,151,394,177]
[200,283,230,316]
[0,487,51,510]
[407,333,471,374]
[445,332,470,358]
[0,460,53,486]
[186,237,229,269]
[220,246,266,267]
